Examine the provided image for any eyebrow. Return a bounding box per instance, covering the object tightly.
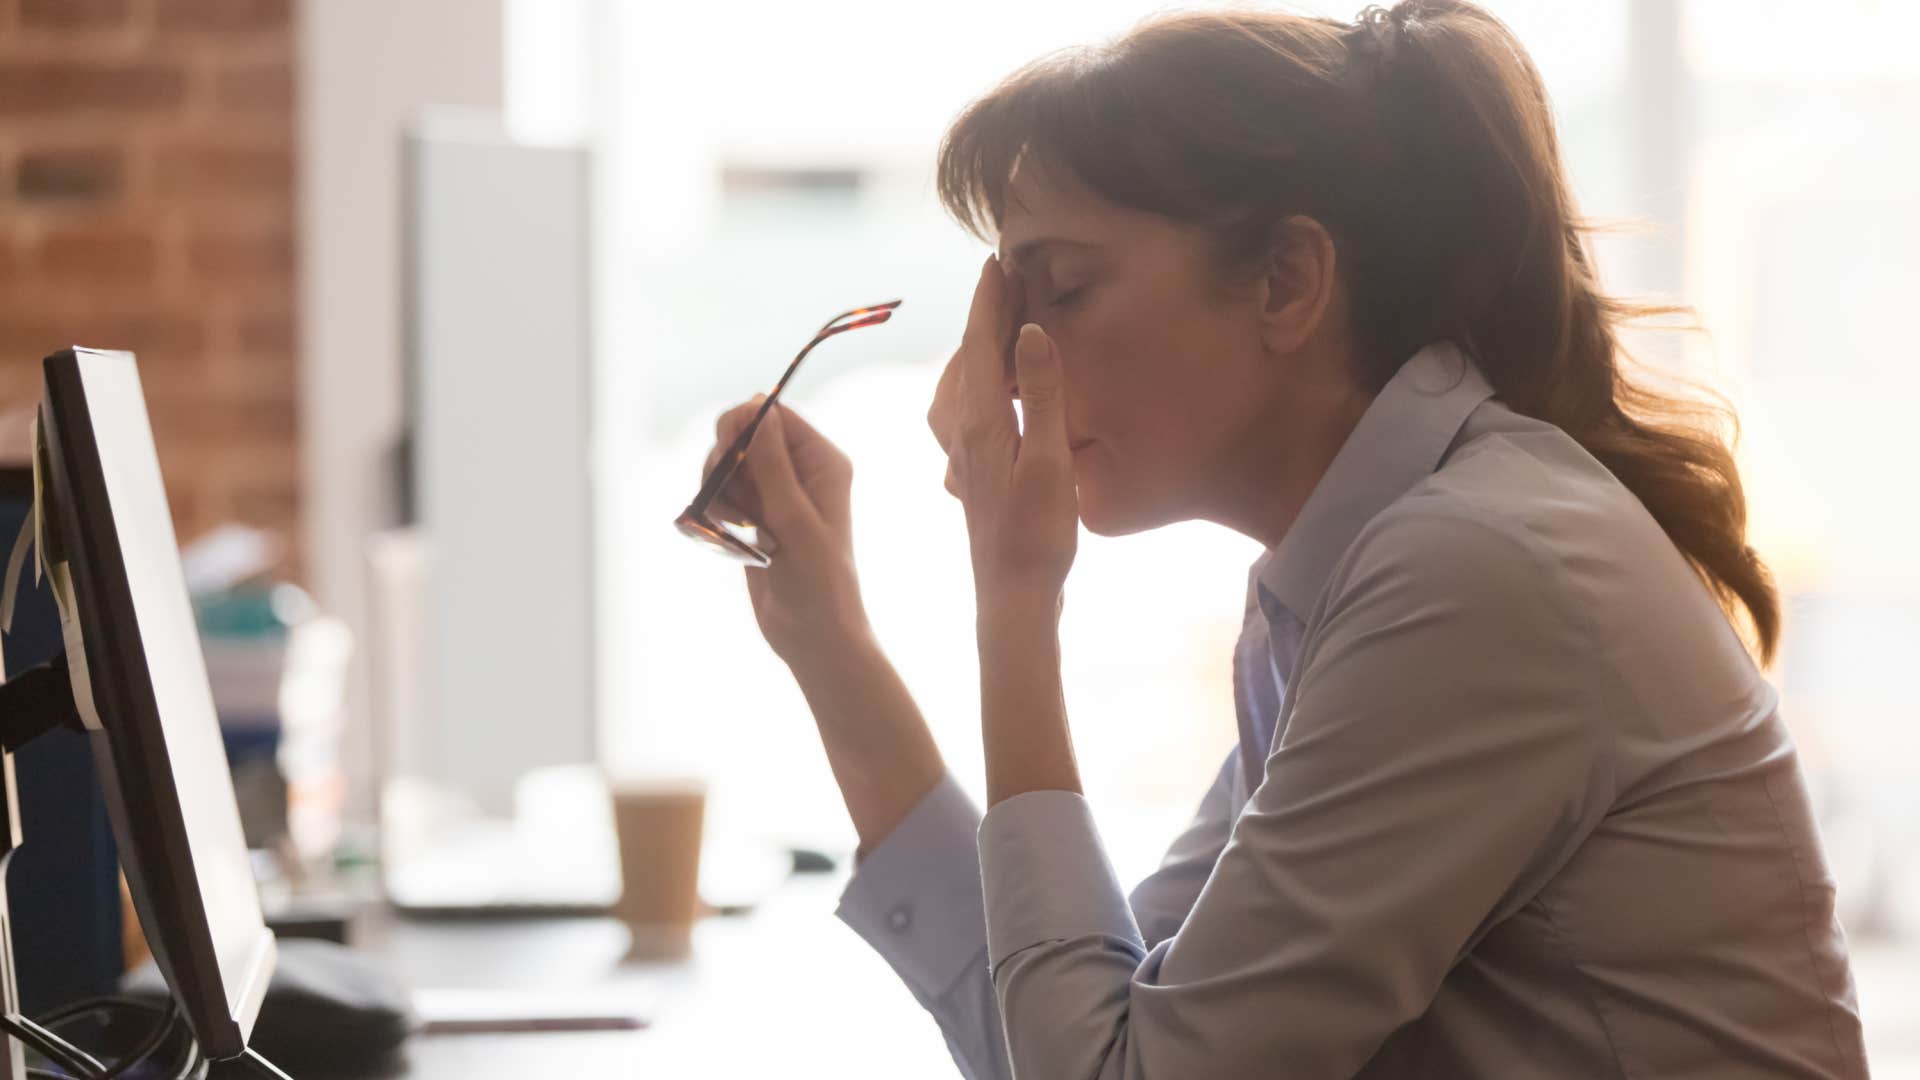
[1000,236,1098,269]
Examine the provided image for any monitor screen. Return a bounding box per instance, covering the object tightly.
[37,348,275,1059]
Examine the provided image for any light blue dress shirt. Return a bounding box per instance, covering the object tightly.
[836,340,1869,1078]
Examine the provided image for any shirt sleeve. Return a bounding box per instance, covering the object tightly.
[835,771,1009,1080]
[978,507,1615,1079]
[836,748,1244,1079]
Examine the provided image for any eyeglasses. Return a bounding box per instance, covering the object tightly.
[675,300,902,567]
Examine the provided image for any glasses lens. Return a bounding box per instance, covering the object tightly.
[676,512,770,567]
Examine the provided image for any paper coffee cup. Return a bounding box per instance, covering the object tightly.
[608,776,707,959]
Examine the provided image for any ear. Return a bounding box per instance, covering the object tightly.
[1257,215,1340,356]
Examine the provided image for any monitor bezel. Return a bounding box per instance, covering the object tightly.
[38,347,275,1060]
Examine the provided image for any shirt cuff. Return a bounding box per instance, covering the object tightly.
[978,789,1141,971]
[835,771,989,1002]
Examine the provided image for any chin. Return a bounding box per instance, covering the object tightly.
[1074,474,1166,538]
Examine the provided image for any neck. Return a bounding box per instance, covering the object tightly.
[1202,376,1375,550]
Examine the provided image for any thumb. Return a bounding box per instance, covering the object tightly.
[1013,323,1067,453]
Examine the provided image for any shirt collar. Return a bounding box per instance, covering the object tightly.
[1253,339,1496,624]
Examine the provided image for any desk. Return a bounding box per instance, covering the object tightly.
[309,873,958,1078]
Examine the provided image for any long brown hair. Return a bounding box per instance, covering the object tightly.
[936,0,1780,664]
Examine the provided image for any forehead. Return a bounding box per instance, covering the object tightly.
[994,155,1203,275]
[996,158,1127,258]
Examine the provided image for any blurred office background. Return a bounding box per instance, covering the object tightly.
[0,0,1915,1072]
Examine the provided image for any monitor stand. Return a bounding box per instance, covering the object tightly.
[205,1046,294,1079]
[1,654,292,1080]
[1,656,80,1080]
[2,759,26,1080]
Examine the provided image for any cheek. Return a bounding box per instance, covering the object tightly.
[1052,308,1198,442]
[1055,331,1194,513]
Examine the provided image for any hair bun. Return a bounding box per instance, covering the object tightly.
[1349,4,1409,83]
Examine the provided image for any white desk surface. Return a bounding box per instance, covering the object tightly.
[310,871,958,1078]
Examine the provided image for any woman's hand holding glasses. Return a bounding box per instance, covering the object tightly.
[692,313,948,855]
[698,395,871,669]
[680,301,898,667]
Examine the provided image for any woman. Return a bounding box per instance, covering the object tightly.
[702,2,1868,1076]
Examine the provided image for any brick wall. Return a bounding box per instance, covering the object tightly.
[0,0,300,575]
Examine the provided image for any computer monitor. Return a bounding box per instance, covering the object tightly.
[35,347,287,1078]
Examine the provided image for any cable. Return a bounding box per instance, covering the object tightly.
[28,995,182,1080]
[96,1002,181,1080]
[168,1027,201,1080]
[1,1013,105,1078]
[36,997,163,1028]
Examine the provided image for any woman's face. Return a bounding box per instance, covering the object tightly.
[996,162,1286,537]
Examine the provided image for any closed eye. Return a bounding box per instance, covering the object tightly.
[1048,284,1089,309]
